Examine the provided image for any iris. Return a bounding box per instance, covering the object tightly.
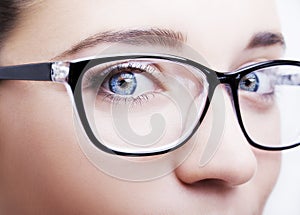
[239,72,259,92]
[109,72,137,95]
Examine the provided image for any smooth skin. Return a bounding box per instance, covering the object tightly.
[0,0,283,214]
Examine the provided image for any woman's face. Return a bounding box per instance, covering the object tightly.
[0,0,284,214]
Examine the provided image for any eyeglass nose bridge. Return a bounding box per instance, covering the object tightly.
[204,69,239,105]
[204,80,239,124]
[200,70,243,137]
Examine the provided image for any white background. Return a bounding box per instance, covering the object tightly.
[264,0,300,214]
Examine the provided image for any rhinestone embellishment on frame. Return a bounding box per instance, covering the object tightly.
[51,62,70,83]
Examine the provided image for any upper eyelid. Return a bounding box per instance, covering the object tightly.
[234,60,270,72]
[84,60,160,81]
[231,42,285,73]
[232,60,274,74]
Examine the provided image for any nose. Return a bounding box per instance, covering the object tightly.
[174,86,257,186]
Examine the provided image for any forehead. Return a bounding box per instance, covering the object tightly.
[0,0,280,65]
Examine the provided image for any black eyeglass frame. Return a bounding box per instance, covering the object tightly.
[1,54,300,156]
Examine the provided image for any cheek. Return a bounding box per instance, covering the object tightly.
[0,82,112,213]
[251,149,281,207]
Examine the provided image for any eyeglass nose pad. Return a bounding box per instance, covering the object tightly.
[198,85,227,167]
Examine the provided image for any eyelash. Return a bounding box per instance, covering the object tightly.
[98,91,157,106]
[84,61,166,106]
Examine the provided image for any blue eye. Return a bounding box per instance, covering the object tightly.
[239,70,276,95]
[239,72,259,92]
[109,72,137,95]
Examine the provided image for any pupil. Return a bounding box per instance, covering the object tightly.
[245,80,251,86]
[118,79,129,88]
[245,79,254,88]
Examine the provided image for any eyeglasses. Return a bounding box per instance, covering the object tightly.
[1,54,300,156]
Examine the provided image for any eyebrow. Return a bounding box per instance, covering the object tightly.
[54,28,186,59]
[53,29,285,60]
[246,32,285,49]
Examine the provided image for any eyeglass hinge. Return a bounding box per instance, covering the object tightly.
[51,62,70,83]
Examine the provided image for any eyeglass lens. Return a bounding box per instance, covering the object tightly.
[77,58,300,153]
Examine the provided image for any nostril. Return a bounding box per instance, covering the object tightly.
[177,177,245,198]
[190,179,239,190]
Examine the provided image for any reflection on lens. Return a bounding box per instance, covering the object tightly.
[81,58,209,154]
[238,65,300,148]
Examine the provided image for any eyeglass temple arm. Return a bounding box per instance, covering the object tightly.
[0,63,52,81]
[277,73,300,86]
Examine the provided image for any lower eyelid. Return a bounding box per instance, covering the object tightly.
[239,90,276,110]
[97,90,157,106]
